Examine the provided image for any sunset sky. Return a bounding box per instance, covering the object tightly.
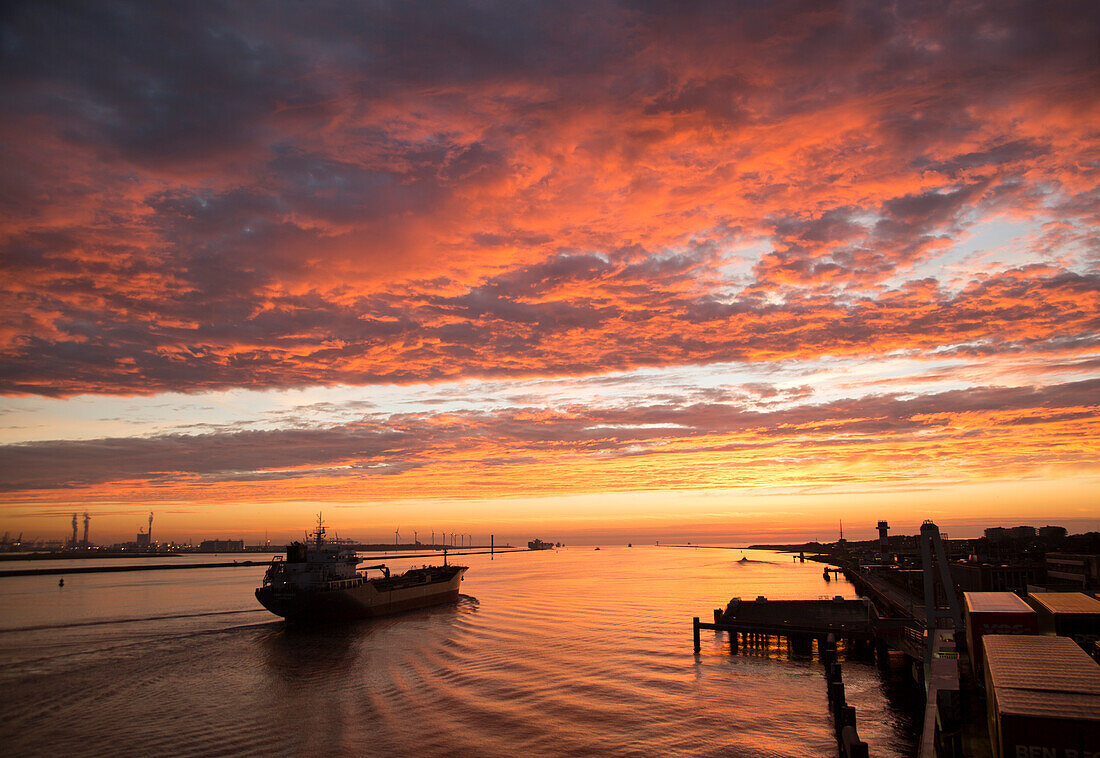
[1,1,1098,545]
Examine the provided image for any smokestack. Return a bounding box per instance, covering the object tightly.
[877,521,889,561]
[148,512,153,543]
[82,512,90,548]
[71,513,78,548]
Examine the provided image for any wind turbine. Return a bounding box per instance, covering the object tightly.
[395,528,400,546]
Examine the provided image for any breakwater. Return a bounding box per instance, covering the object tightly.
[0,548,530,577]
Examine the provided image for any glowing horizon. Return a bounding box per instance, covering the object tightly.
[1,1,1098,545]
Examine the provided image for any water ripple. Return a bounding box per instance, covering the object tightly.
[0,547,917,757]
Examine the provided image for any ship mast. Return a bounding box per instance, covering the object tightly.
[313,512,326,549]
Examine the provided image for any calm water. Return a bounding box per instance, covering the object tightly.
[0,547,918,756]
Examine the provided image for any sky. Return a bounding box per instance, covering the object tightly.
[1,0,1098,546]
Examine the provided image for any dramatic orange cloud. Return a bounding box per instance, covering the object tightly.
[1,0,1098,540]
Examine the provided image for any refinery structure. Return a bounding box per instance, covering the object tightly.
[0,513,500,556]
[0,511,175,554]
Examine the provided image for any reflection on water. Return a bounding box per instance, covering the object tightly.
[257,597,474,682]
[259,621,366,680]
[0,548,918,757]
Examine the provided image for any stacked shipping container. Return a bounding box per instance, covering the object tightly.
[1027,592,1100,651]
[963,592,1039,678]
[983,635,1100,758]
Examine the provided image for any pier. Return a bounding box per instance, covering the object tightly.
[693,595,924,659]
[0,560,266,577]
[0,548,530,577]
[694,597,875,652]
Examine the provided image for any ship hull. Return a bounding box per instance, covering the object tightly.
[256,566,466,621]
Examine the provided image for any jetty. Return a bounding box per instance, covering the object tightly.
[693,596,922,658]
[0,548,530,578]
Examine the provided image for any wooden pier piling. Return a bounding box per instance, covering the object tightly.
[840,726,869,758]
[817,634,870,758]
[837,705,856,732]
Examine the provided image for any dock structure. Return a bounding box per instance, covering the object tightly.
[694,595,923,659]
[840,566,922,618]
[707,597,875,655]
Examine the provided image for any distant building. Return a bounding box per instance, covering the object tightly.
[1039,525,1068,540]
[984,525,1040,542]
[1046,553,1100,589]
[199,539,244,553]
[135,532,151,548]
[951,561,1046,593]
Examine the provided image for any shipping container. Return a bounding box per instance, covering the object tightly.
[983,635,1100,758]
[964,591,1039,677]
[1027,592,1100,651]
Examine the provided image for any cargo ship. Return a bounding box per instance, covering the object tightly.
[255,517,467,620]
